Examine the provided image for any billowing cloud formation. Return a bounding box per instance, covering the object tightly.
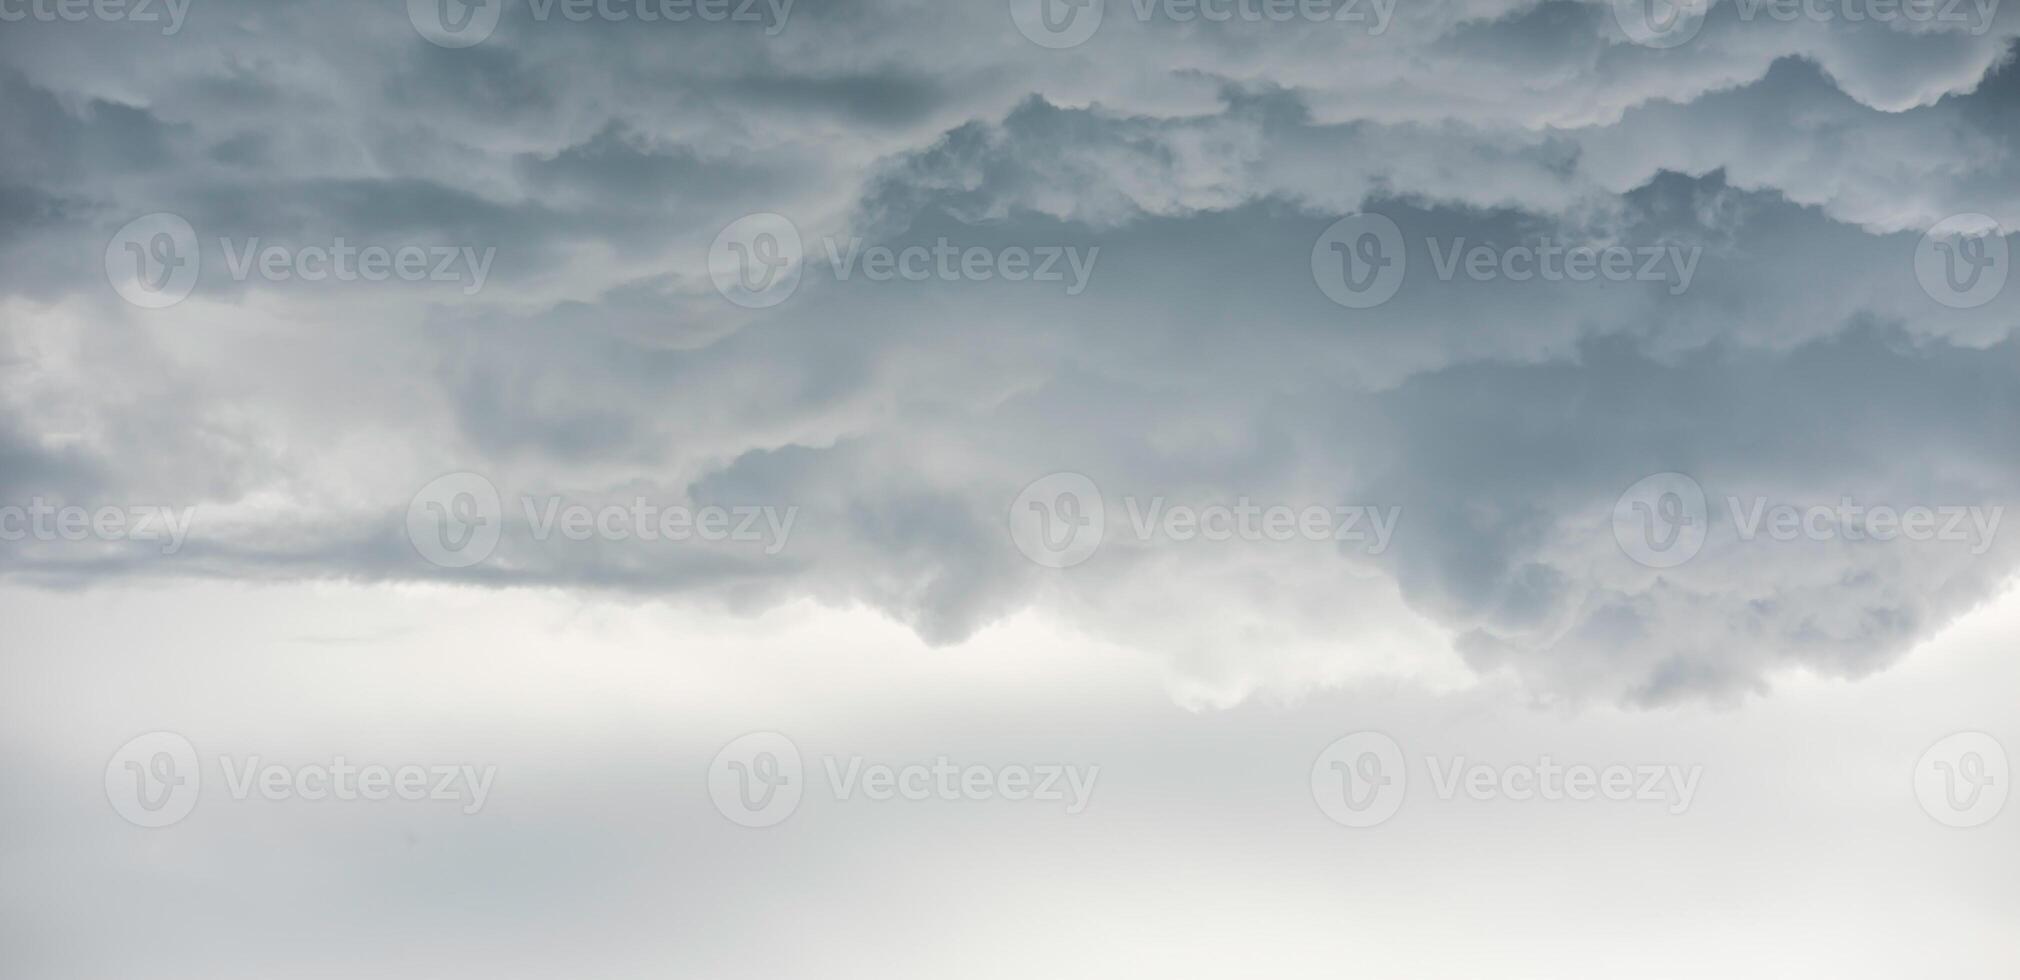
[1,0,2017,707]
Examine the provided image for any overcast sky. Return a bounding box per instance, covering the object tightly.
[2,1,2017,976]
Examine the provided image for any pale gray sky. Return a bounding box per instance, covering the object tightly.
[2,1,2016,975]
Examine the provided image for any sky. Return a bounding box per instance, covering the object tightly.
[1,0,2016,976]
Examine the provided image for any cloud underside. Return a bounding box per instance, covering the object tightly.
[2,1,2018,707]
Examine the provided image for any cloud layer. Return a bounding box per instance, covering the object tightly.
[2,0,2017,707]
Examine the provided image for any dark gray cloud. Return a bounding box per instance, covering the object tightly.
[1,0,2017,708]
